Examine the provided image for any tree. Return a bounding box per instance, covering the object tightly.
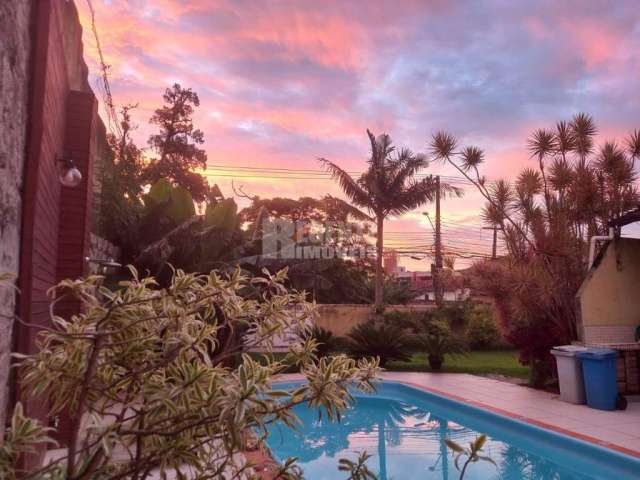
[2,269,379,479]
[321,130,460,311]
[431,113,639,386]
[98,105,145,261]
[146,84,210,201]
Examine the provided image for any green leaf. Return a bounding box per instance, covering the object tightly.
[445,438,465,453]
[205,198,238,231]
[146,178,173,206]
[167,186,196,223]
[473,434,487,452]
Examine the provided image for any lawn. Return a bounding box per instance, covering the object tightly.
[386,350,530,379]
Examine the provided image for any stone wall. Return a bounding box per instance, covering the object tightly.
[0,0,31,436]
[88,233,121,274]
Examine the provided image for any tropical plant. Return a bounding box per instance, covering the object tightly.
[465,305,501,350]
[412,319,467,370]
[133,180,250,283]
[430,114,639,385]
[321,130,460,311]
[2,268,379,479]
[306,325,337,358]
[345,321,412,367]
[338,451,378,480]
[445,434,496,480]
[98,104,145,261]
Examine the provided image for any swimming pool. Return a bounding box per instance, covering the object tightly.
[265,381,640,479]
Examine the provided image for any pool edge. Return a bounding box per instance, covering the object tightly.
[390,378,640,460]
[273,374,640,460]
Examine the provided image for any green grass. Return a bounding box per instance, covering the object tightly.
[386,350,530,379]
[247,349,530,379]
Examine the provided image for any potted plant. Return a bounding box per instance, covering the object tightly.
[414,319,467,371]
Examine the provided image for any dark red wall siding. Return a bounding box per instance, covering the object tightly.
[16,0,99,465]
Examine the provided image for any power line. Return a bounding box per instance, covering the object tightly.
[85,0,121,138]
[202,164,477,184]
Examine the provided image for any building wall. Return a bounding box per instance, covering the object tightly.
[6,1,102,462]
[0,0,32,438]
[315,304,435,336]
[577,238,640,343]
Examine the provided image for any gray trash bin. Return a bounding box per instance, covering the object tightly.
[551,345,588,404]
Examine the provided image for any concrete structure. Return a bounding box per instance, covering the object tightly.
[577,237,640,394]
[577,237,640,344]
[0,1,109,460]
[0,0,32,439]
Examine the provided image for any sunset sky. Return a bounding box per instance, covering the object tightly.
[76,0,640,268]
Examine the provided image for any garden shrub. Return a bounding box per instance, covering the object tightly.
[1,268,379,479]
[411,318,467,371]
[345,321,412,367]
[465,305,502,350]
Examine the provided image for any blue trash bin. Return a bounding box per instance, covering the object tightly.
[576,348,618,411]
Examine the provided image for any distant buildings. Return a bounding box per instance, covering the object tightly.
[384,250,470,303]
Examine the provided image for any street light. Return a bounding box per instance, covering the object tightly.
[57,155,82,187]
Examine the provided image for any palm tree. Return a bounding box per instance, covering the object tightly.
[320,130,459,311]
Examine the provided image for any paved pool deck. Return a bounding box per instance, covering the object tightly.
[281,371,640,457]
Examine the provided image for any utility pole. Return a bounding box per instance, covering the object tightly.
[482,225,498,259]
[434,176,443,306]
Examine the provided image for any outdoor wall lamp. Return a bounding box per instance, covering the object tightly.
[57,155,83,187]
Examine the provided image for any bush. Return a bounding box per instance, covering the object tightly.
[427,302,471,332]
[411,318,467,371]
[1,268,379,479]
[345,321,412,367]
[465,305,501,349]
[307,325,337,358]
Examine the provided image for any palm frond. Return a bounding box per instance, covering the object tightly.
[548,157,573,192]
[555,121,575,155]
[430,131,457,160]
[321,195,373,222]
[597,141,636,185]
[388,151,428,192]
[386,177,439,216]
[626,129,640,164]
[516,168,542,197]
[460,146,485,172]
[318,158,371,209]
[527,129,556,159]
[570,113,597,159]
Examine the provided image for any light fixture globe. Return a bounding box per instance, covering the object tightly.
[59,166,82,187]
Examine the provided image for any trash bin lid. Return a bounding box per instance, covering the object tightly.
[576,348,617,360]
[551,345,588,357]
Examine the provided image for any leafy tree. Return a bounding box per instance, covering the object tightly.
[98,105,145,261]
[430,114,639,386]
[321,130,460,311]
[2,268,379,479]
[240,195,371,225]
[146,84,210,201]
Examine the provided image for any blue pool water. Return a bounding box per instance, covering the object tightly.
[265,382,640,479]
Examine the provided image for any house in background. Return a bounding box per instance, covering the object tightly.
[384,252,470,303]
[577,208,640,394]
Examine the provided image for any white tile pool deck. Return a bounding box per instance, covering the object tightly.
[279,371,640,457]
